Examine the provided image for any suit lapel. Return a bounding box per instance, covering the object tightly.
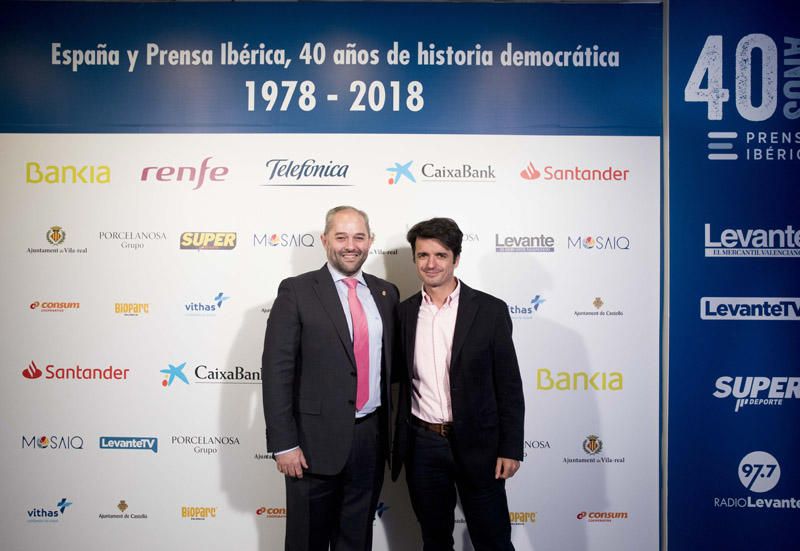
[313,266,356,368]
[405,293,422,382]
[364,273,390,351]
[451,282,478,370]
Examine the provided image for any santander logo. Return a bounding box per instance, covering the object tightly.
[520,162,541,180]
[23,361,43,379]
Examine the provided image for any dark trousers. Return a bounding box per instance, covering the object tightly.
[406,423,514,551]
[285,413,383,551]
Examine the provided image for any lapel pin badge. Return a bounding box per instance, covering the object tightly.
[381,290,386,296]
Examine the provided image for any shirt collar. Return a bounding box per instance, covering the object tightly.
[421,278,460,306]
[327,263,366,286]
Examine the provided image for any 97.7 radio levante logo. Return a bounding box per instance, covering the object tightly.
[684,34,800,161]
[714,451,799,510]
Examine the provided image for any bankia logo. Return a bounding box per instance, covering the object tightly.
[22,361,129,381]
[519,161,629,183]
[181,506,218,520]
[263,158,351,187]
[386,161,416,185]
[509,295,545,319]
[536,369,623,391]
[564,435,625,465]
[30,300,80,313]
[28,226,88,255]
[713,375,799,413]
[99,231,167,250]
[704,223,800,257]
[184,292,230,315]
[701,298,800,320]
[417,160,496,183]
[253,232,315,248]
[495,233,555,253]
[99,436,158,453]
[567,235,631,251]
[180,232,237,250]
[27,498,73,523]
[256,507,286,519]
[26,161,110,184]
[140,157,228,190]
[714,451,799,510]
[22,435,84,450]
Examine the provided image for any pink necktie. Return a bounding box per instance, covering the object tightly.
[344,278,369,410]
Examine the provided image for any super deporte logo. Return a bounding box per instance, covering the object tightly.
[713,375,799,412]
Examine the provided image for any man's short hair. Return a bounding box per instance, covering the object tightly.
[324,205,371,236]
[407,218,463,259]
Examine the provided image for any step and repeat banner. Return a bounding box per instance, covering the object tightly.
[0,3,661,550]
[669,0,800,550]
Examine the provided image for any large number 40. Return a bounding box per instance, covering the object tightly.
[684,34,777,121]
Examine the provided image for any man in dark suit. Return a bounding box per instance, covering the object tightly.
[262,206,399,551]
[392,217,524,551]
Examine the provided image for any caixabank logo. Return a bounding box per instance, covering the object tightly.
[535,369,623,392]
[519,161,630,182]
[704,223,800,257]
[700,298,800,320]
[390,159,496,185]
[714,451,799,510]
[22,361,129,382]
[713,375,799,413]
[27,498,73,523]
[160,362,261,388]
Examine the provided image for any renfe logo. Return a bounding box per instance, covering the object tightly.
[140,157,228,190]
[701,298,800,320]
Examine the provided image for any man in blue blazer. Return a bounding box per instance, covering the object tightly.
[392,217,524,551]
[262,206,399,551]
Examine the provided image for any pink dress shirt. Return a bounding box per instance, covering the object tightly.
[411,281,461,424]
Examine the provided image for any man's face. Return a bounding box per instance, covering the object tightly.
[413,237,459,291]
[321,210,373,276]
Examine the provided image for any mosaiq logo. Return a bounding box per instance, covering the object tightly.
[263,158,351,187]
[140,157,228,190]
[567,235,631,251]
[713,375,799,413]
[253,232,315,248]
[704,223,800,257]
[714,451,799,510]
[22,435,84,450]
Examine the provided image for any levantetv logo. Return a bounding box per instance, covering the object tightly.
[99,436,158,453]
[27,498,73,523]
[263,158,351,187]
[713,376,799,413]
[701,298,800,320]
[704,223,800,257]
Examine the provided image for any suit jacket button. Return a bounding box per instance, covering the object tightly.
[348,399,355,405]
[350,371,356,377]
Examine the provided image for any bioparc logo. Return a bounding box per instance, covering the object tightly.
[99,436,158,453]
[704,223,800,257]
[22,361,129,382]
[508,295,545,319]
[701,297,800,320]
[253,232,315,248]
[713,375,799,413]
[714,450,800,510]
[160,362,261,388]
[263,158,351,187]
[140,157,229,190]
[256,507,286,519]
[181,506,218,520]
[115,303,150,316]
[519,161,630,182]
[27,498,73,523]
[563,435,626,465]
[184,292,230,315]
[509,512,537,526]
[27,226,88,255]
[30,300,80,313]
[22,435,84,450]
[180,232,237,250]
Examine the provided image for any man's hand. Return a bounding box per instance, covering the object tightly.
[275,448,309,478]
[495,457,520,480]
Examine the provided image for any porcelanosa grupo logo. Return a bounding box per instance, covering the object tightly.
[170,435,240,455]
[713,375,799,413]
[99,231,167,250]
[704,223,800,257]
[22,361,129,382]
[263,158,351,187]
[519,161,630,182]
[714,451,799,511]
[140,157,228,190]
[523,439,551,458]
[386,161,416,185]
